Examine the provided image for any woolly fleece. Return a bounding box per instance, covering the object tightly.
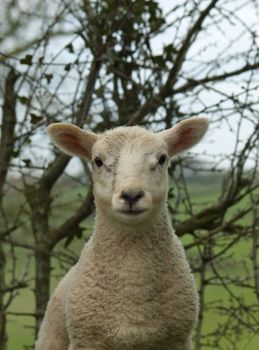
[35,118,208,350]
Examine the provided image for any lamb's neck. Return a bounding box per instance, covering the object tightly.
[92,205,174,253]
[90,207,176,294]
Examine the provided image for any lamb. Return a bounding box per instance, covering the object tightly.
[35,116,209,350]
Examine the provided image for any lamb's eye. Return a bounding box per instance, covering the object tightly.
[94,157,103,168]
[158,154,167,165]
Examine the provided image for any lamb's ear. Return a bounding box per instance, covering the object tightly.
[47,123,97,160]
[159,117,209,156]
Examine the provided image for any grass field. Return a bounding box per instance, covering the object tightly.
[3,177,259,349]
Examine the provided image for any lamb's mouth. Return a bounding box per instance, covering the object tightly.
[117,209,148,216]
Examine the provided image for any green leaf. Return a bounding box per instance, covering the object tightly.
[64,63,71,72]
[20,54,33,65]
[38,56,44,65]
[76,227,84,239]
[65,43,74,53]
[44,73,53,84]
[64,226,84,247]
[12,150,20,158]
[22,159,31,167]
[24,136,31,145]
[95,86,105,97]
[18,96,30,105]
[164,44,177,57]
[152,54,164,67]
[30,113,43,124]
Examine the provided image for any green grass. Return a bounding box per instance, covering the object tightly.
[3,179,259,349]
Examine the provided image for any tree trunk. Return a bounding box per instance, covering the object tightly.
[0,69,19,350]
[34,242,52,336]
[24,183,53,337]
[0,245,6,350]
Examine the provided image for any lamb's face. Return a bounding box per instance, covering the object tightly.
[92,127,169,224]
[47,117,208,225]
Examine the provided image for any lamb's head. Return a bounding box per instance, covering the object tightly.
[48,117,208,225]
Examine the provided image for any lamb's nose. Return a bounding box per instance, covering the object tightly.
[120,190,144,206]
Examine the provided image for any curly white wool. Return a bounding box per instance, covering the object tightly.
[35,117,208,350]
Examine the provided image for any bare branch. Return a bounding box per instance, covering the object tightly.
[128,0,219,125]
[174,61,259,94]
[50,183,94,246]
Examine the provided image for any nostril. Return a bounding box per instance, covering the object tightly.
[121,191,130,201]
[134,191,144,202]
[121,190,144,206]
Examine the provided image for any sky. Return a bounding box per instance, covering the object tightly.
[154,0,258,164]
[1,0,258,174]
[34,0,258,174]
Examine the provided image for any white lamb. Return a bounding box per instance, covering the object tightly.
[35,117,208,350]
